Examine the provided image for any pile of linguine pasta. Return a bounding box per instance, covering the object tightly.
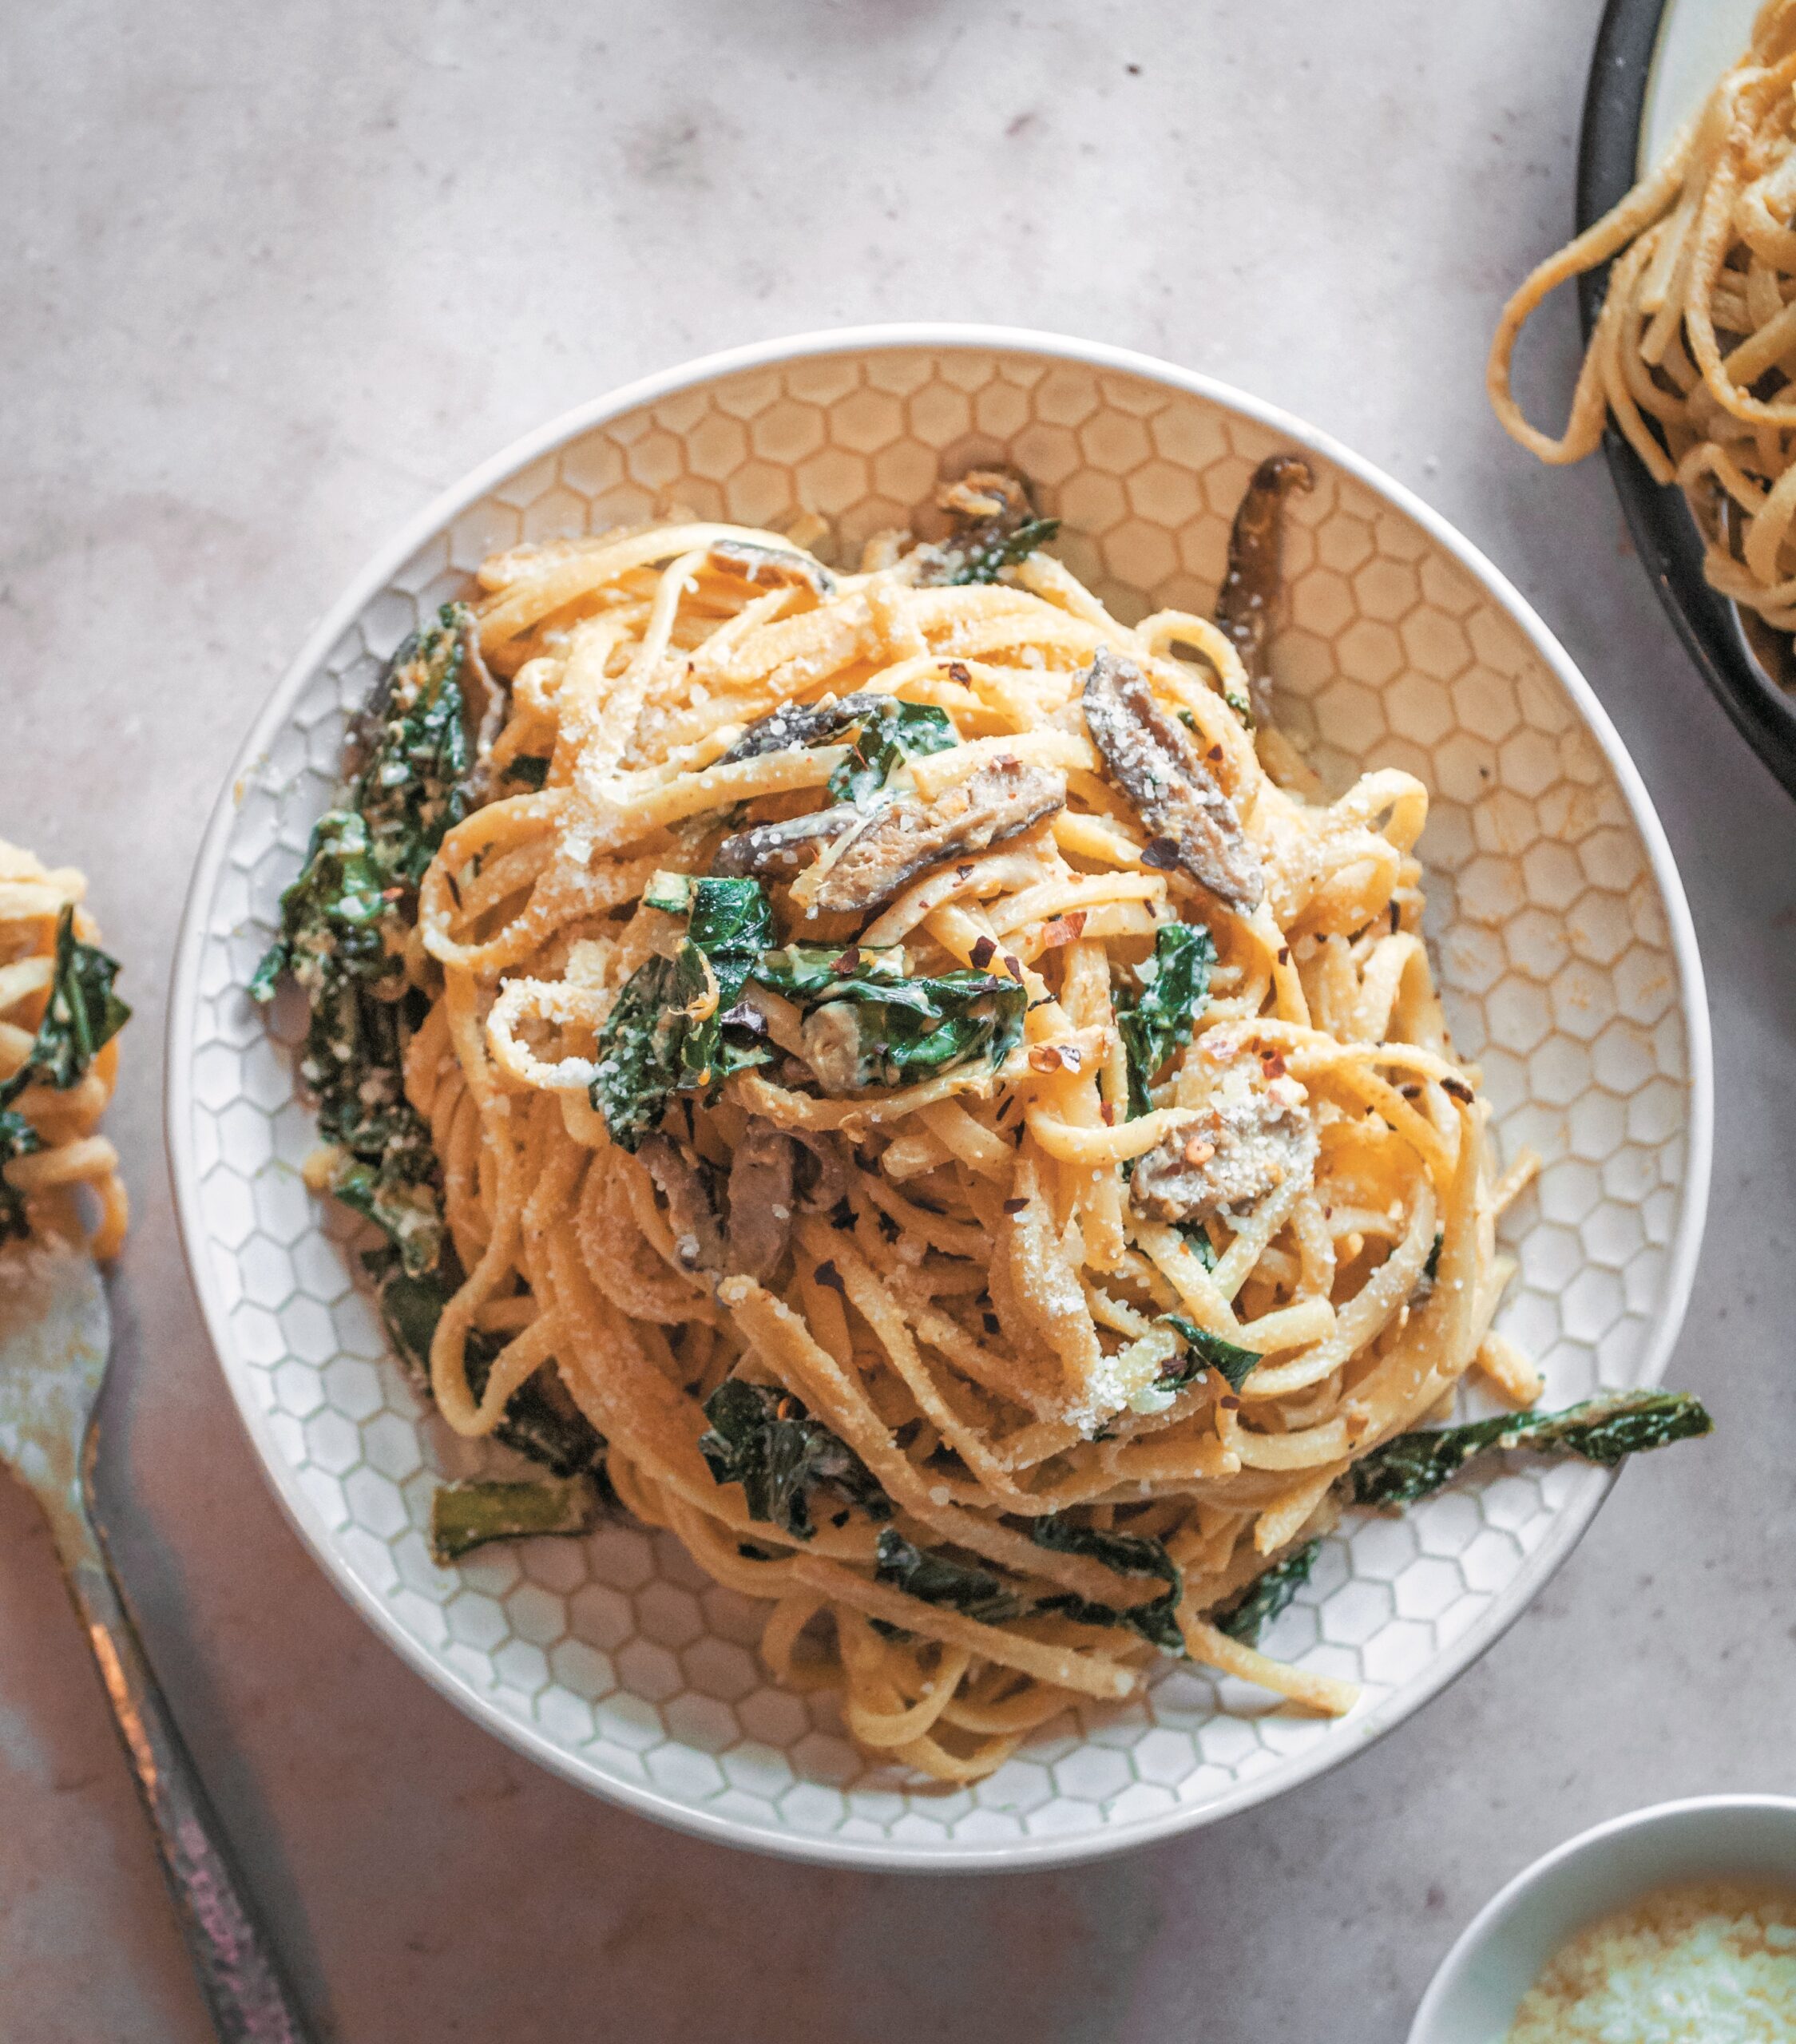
[0,842,129,1258]
[1490,0,1796,629]
[372,480,1540,1785]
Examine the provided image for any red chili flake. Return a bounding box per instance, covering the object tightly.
[970,935,997,969]
[1100,1102,1116,1126]
[981,1312,1001,1335]
[831,945,862,975]
[1028,1044,1065,1074]
[1001,1197,1029,1215]
[1140,836,1180,871]
[1442,1077,1474,1103]
[946,661,972,684]
[813,1260,846,1295]
[1219,1393,1242,1411]
[956,863,975,880]
[1003,953,1024,979]
[1277,947,1291,966]
[776,1394,800,1420]
[1040,910,1088,949]
[1260,1050,1287,1079]
[1207,744,1223,763]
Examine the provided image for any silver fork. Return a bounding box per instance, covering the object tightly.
[0,1241,314,2043]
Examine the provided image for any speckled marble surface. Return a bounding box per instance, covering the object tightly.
[2,4,1793,2040]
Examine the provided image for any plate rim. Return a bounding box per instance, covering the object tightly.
[164,322,1715,1872]
[1577,0,1796,799]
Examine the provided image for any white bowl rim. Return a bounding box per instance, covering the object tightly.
[165,321,1715,1872]
[1406,1792,1796,2041]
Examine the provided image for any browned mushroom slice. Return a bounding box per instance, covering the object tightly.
[1215,454,1314,727]
[717,689,888,766]
[1130,1091,1318,1225]
[907,469,1058,586]
[725,1119,795,1280]
[803,758,1065,916]
[638,1135,726,1277]
[710,805,860,880]
[705,539,836,598]
[1080,648,1264,914]
[791,1130,851,1212]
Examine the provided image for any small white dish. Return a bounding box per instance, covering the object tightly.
[1409,1794,1796,2043]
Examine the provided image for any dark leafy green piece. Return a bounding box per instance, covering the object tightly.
[0,1109,43,1242]
[699,1380,892,1540]
[589,878,778,1151]
[751,951,1027,1091]
[503,754,551,790]
[1347,1390,1714,1508]
[750,945,907,1000]
[1176,1222,1219,1271]
[826,699,957,807]
[1211,1540,1318,1644]
[0,906,131,1109]
[936,514,1059,584]
[251,605,486,1270]
[1031,1515,1185,1652]
[430,1476,600,1565]
[364,1246,605,1480]
[1116,922,1217,1115]
[874,1528,1024,1623]
[1162,1313,1262,1393]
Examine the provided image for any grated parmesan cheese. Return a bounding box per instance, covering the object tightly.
[1504,1880,1796,2044]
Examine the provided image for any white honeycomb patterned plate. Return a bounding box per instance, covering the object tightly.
[167,328,1712,1871]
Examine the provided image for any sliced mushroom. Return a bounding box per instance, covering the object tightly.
[638,1135,726,1277]
[1080,648,1263,913]
[803,757,1065,916]
[1215,454,1314,727]
[725,1118,795,1280]
[906,469,1051,585]
[710,804,860,880]
[705,539,836,599]
[1130,1083,1318,1225]
[791,1130,851,1212]
[717,689,887,766]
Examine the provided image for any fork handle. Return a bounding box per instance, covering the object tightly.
[45,1487,315,2044]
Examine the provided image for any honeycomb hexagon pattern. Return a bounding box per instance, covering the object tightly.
[171,340,1705,1868]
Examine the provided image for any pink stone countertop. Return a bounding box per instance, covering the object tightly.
[3,3,1794,2038]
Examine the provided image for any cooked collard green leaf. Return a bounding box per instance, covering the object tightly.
[0,906,131,1109]
[874,1529,1025,1623]
[1211,1539,1318,1644]
[503,754,552,790]
[589,877,778,1151]
[430,1476,601,1565]
[1347,1389,1713,1509]
[1116,922,1217,1115]
[0,1110,43,1242]
[753,951,1028,1091]
[365,1246,605,1478]
[251,605,487,1270]
[699,1379,892,1540]
[1030,1515,1186,1652]
[825,698,957,807]
[1161,1313,1262,1393]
